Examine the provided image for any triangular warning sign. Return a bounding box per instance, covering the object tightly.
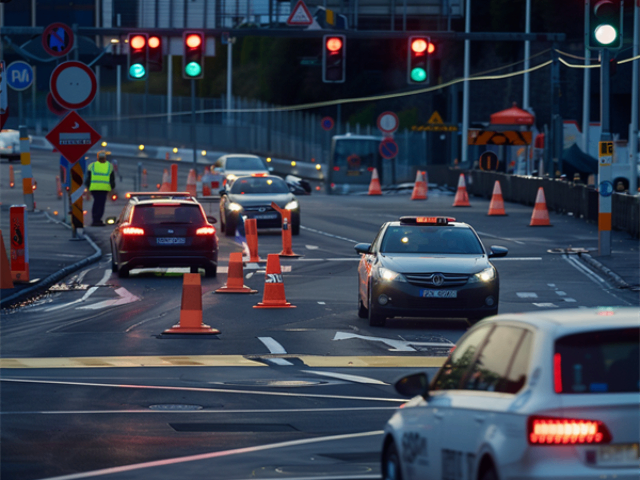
[428,111,444,124]
[287,0,313,25]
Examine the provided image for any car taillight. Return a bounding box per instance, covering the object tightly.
[196,226,215,235]
[528,416,612,445]
[554,352,563,393]
[122,226,145,235]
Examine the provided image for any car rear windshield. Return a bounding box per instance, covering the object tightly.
[230,177,289,194]
[555,327,639,394]
[380,226,484,254]
[132,204,205,225]
[225,156,265,171]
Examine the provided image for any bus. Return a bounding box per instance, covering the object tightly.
[326,134,385,194]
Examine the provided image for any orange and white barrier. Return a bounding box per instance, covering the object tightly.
[163,273,221,334]
[254,254,295,309]
[271,202,301,257]
[159,169,171,192]
[487,180,506,216]
[215,252,257,294]
[529,187,552,226]
[245,218,261,263]
[9,205,29,283]
[368,168,382,195]
[410,170,428,200]
[0,231,14,290]
[452,173,471,207]
[185,169,197,196]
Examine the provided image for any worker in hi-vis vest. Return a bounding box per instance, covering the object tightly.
[85,150,116,226]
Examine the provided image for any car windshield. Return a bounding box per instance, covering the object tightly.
[230,177,290,194]
[225,156,266,171]
[380,226,484,254]
[132,204,205,225]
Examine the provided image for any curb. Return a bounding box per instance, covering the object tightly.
[0,213,103,309]
[579,253,630,289]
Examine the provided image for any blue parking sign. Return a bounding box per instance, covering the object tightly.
[7,61,34,91]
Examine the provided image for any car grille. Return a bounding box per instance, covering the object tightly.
[403,272,470,287]
[242,205,276,213]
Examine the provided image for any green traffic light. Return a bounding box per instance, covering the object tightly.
[129,63,146,79]
[595,24,618,45]
[410,67,427,83]
[185,61,202,77]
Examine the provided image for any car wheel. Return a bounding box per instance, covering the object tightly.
[358,295,368,319]
[382,441,403,480]
[225,216,236,237]
[292,223,300,236]
[110,244,117,273]
[368,282,386,327]
[117,266,129,278]
[205,265,217,278]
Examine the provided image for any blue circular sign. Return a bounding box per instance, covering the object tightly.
[321,116,334,131]
[599,180,613,197]
[379,138,399,159]
[6,61,34,91]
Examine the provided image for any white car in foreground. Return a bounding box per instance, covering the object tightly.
[382,307,639,480]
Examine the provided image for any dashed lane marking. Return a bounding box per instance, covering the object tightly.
[516,292,538,298]
[475,231,526,245]
[300,226,361,244]
[533,303,559,308]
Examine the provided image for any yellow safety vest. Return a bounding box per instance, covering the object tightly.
[89,161,113,191]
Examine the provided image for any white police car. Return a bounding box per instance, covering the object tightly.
[381,307,640,480]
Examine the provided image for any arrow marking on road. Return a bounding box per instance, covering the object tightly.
[333,331,454,352]
[77,287,140,310]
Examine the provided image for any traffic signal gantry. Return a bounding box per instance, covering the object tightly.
[183,31,205,79]
[127,33,148,80]
[407,36,434,85]
[322,34,346,83]
[586,0,623,50]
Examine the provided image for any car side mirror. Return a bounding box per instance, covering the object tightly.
[206,216,217,224]
[354,243,372,255]
[105,216,118,225]
[488,245,508,258]
[395,372,430,399]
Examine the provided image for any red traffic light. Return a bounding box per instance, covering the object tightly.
[148,36,161,49]
[186,34,202,48]
[411,39,428,53]
[326,37,343,52]
[130,35,146,50]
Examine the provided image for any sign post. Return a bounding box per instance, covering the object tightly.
[598,141,613,255]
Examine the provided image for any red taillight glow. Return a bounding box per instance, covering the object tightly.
[367,167,374,172]
[554,352,563,393]
[333,166,340,171]
[122,226,145,235]
[196,226,215,235]
[126,192,132,199]
[111,194,118,201]
[528,416,612,445]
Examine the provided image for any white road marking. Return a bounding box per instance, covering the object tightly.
[245,272,254,279]
[318,301,326,305]
[555,291,567,296]
[333,331,454,352]
[563,298,577,303]
[258,337,287,354]
[562,254,606,285]
[305,245,319,250]
[267,358,294,366]
[517,292,538,298]
[32,430,384,480]
[303,370,389,385]
[76,268,93,284]
[491,257,542,261]
[475,231,526,245]
[45,269,112,312]
[300,226,360,244]
[548,283,556,287]
[533,303,559,308]
[77,287,140,310]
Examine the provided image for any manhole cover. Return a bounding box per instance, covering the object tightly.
[149,404,203,411]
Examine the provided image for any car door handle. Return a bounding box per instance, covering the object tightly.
[474,415,486,423]
[434,412,444,420]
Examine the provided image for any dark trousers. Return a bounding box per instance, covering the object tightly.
[91,191,108,224]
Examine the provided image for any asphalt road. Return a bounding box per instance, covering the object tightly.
[1,151,637,480]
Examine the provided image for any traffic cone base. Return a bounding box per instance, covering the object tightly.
[159,169,171,192]
[254,254,295,309]
[1,232,14,290]
[164,273,220,334]
[529,187,552,227]
[487,180,507,216]
[186,169,197,196]
[453,173,471,207]
[411,170,427,200]
[216,252,257,294]
[368,168,382,195]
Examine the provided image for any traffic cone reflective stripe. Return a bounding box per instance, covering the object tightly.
[487,180,507,216]
[186,169,197,196]
[159,169,171,192]
[254,254,295,308]
[368,168,382,195]
[215,252,257,294]
[0,231,14,290]
[529,187,552,226]
[245,218,261,263]
[163,273,221,334]
[452,173,471,207]
[410,170,427,200]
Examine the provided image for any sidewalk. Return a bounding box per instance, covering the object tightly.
[579,233,640,292]
[0,208,101,308]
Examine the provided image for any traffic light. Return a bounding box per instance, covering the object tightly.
[182,31,204,79]
[148,35,163,72]
[586,0,623,50]
[322,34,346,83]
[407,36,434,84]
[127,33,148,80]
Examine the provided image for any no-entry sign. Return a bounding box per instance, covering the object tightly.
[50,61,97,110]
[377,111,399,134]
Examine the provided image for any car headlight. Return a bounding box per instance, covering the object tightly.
[376,267,406,282]
[228,202,243,212]
[470,267,496,283]
[284,200,299,210]
[227,174,237,182]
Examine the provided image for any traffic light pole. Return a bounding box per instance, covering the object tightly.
[191,79,197,166]
[599,48,612,256]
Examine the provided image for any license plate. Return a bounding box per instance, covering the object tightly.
[420,289,457,298]
[346,171,361,176]
[157,237,185,245]
[597,444,639,466]
[254,214,278,220]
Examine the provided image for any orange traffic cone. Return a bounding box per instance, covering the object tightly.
[185,169,197,196]
[487,181,507,216]
[270,202,302,257]
[9,165,14,188]
[56,175,63,198]
[0,231,14,290]
[410,170,427,200]
[245,218,261,263]
[215,252,257,294]
[159,169,171,192]
[254,254,295,309]
[529,187,552,226]
[163,273,221,334]
[368,168,382,195]
[452,173,471,207]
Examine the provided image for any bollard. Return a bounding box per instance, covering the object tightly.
[19,126,34,211]
[9,165,15,188]
[171,164,178,192]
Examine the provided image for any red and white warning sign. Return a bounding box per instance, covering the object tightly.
[287,0,313,25]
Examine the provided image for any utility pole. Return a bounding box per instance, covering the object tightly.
[227,38,233,126]
[629,0,639,195]
[598,48,613,256]
[523,0,531,111]
[461,0,471,165]
[550,45,562,178]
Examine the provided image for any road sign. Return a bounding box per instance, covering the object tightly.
[377,111,399,134]
[50,61,97,110]
[479,151,500,171]
[287,0,313,25]
[598,141,613,166]
[428,111,444,124]
[599,180,613,197]
[46,92,68,116]
[468,130,532,146]
[321,116,334,131]
[45,111,101,164]
[379,138,399,159]
[6,61,34,91]
[42,23,74,57]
